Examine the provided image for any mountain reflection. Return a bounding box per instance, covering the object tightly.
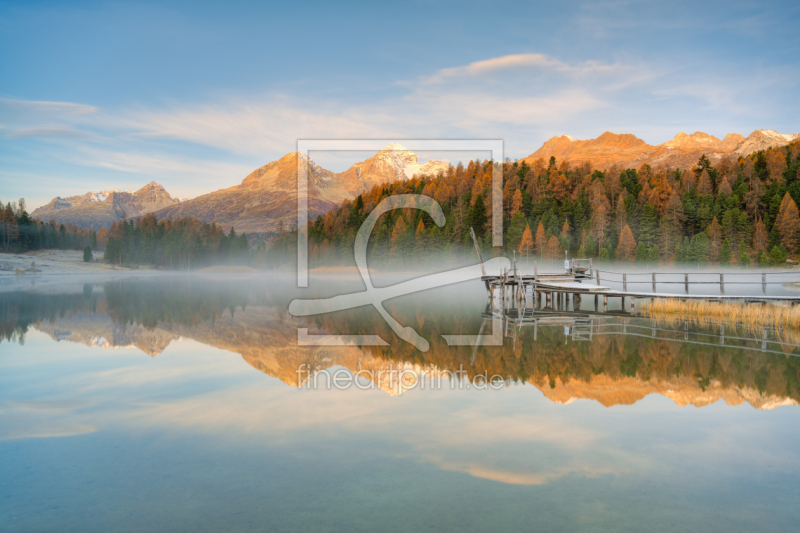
[2,277,799,409]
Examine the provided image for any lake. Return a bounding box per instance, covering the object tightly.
[1,273,799,532]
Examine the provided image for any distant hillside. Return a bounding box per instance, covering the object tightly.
[31,182,182,231]
[522,129,800,170]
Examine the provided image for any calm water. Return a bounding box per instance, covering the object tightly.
[1,274,800,532]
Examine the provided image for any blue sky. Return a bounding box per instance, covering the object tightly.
[1,0,799,209]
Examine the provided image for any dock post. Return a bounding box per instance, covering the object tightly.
[623,273,627,292]
[621,296,625,310]
[603,295,608,312]
[720,273,724,295]
[546,292,551,308]
[534,260,538,280]
[574,293,581,311]
[629,297,636,314]
[596,269,600,285]
[594,294,598,311]
[684,273,689,294]
[762,273,766,295]
[652,273,656,293]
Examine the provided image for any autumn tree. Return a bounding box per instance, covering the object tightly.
[617,224,637,261]
[390,216,408,256]
[766,148,787,185]
[775,192,800,253]
[707,217,722,262]
[510,189,523,217]
[534,222,546,257]
[615,195,627,237]
[752,218,768,254]
[544,235,562,263]
[697,169,713,195]
[519,224,534,263]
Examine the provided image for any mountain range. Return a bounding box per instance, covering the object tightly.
[30,181,187,231]
[31,130,799,234]
[522,129,800,170]
[152,143,450,234]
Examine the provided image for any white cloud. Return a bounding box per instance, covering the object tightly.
[422,53,631,84]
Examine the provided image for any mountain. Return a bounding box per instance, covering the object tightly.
[523,132,651,170]
[335,143,451,195]
[31,182,181,231]
[152,145,450,235]
[522,129,800,170]
[152,152,351,235]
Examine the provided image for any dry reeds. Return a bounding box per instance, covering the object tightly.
[642,299,800,330]
[642,298,800,350]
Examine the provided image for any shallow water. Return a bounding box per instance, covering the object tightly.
[1,274,799,532]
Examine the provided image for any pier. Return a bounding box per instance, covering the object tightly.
[481,258,800,313]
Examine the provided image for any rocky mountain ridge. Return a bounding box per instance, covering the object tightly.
[522,129,800,170]
[31,181,181,231]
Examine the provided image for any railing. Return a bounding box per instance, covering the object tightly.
[492,312,800,356]
[588,268,800,295]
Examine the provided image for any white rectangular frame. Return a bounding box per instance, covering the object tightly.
[296,139,504,287]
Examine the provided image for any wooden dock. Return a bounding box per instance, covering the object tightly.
[480,259,800,313]
[468,228,800,311]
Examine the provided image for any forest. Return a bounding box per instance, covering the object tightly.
[3,141,800,270]
[0,205,258,269]
[0,199,95,253]
[100,214,255,269]
[270,141,800,268]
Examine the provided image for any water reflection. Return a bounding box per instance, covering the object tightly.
[2,276,798,409]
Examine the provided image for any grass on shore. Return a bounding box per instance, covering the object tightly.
[641,298,800,331]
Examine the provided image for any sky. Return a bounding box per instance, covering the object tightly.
[1,0,799,209]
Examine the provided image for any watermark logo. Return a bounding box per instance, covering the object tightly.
[296,363,507,392]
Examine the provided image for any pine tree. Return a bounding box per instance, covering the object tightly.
[83,245,93,262]
[467,193,488,236]
[616,224,637,261]
[738,240,750,267]
[719,238,731,265]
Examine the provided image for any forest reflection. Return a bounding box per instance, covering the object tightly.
[1,276,799,409]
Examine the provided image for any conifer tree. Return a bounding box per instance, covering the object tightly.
[719,238,731,265]
[738,241,750,267]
